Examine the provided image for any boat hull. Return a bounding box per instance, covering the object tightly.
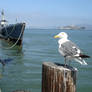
[0,23,25,45]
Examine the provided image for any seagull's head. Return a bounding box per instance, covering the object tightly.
[54,32,68,39]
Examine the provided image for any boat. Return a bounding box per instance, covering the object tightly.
[0,10,26,46]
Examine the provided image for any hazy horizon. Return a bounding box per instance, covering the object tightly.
[0,0,92,28]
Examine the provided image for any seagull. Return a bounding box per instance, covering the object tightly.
[54,32,90,66]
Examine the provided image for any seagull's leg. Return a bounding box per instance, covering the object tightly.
[64,57,67,67]
[69,60,71,66]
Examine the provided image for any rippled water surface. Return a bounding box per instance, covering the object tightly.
[0,29,92,92]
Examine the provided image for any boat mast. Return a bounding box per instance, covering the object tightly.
[0,10,7,26]
[1,10,5,21]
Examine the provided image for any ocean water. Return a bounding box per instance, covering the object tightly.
[0,29,92,92]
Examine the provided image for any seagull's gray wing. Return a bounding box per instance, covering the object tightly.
[59,41,82,57]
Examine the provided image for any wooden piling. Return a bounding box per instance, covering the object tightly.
[42,62,77,92]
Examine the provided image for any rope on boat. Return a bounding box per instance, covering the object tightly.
[0,23,25,49]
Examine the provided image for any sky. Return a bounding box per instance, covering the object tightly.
[0,0,92,28]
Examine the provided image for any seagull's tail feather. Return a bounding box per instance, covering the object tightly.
[74,58,88,65]
[79,54,90,58]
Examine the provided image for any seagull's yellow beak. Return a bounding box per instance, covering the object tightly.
[54,35,60,38]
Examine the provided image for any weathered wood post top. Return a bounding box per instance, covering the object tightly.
[42,62,77,92]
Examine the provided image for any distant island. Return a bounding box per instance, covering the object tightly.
[26,24,92,30]
[58,25,86,30]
